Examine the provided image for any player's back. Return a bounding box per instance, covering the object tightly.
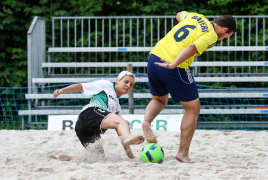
[151,12,217,69]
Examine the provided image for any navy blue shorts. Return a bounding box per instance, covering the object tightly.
[147,54,199,102]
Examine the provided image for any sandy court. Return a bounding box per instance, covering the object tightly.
[0,129,267,180]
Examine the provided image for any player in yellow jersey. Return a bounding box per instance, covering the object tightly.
[142,11,236,163]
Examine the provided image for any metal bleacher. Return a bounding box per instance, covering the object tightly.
[19,15,268,129]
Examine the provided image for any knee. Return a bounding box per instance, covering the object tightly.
[153,97,168,106]
[125,119,130,126]
[193,105,200,115]
[161,99,168,106]
[185,104,200,115]
[196,104,201,114]
[119,119,130,126]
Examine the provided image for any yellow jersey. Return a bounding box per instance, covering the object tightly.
[150,11,218,69]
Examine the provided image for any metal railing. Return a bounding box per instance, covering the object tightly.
[49,15,268,77]
[194,15,268,77]
[22,16,268,129]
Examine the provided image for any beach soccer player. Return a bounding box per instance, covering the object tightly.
[142,11,237,163]
[53,71,144,161]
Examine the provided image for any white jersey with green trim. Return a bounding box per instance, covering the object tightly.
[81,80,122,116]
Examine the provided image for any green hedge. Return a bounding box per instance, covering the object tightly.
[1,0,268,87]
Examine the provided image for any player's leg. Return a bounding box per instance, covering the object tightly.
[101,113,145,144]
[176,98,200,163]
[101,113,144,159]
[142,94,168,143]
[57,116,87,161]
[57,153,79,161]
[144,54,169,143]
[164,67,200,163]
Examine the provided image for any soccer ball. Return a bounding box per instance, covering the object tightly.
[140,143,164,164]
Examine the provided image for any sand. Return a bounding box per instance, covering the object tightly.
[0,129,267,180]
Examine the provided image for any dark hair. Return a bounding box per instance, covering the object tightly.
[214,15,237,33]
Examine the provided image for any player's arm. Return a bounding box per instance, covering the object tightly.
[53,83,83,98]
[155,43,197,69]
[176,11,188,22]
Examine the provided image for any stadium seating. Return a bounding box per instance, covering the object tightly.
[16,15,268,130]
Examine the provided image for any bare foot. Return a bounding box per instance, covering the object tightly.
[57,153,74,161]
[128,136,145,145]
[142,121,157,143]
[175,152,190,163]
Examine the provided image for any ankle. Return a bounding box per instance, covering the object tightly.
[176,153,190,163]
[178,148,189,156]
[142,121,150,127]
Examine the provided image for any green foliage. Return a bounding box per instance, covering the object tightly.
[1,0,268,88]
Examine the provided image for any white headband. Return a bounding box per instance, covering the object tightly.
[117,71,135,83]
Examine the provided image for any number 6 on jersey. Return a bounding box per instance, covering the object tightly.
[174,25,196,42]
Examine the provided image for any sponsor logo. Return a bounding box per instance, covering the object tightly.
[98,109,105,113]
[109,95,115,100]
[109,95,116,102]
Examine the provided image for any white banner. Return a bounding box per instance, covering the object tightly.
[123,115,183,132]
[48,114,183,132]
[48,115,78,131]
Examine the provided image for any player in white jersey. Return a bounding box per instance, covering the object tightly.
[53,71,144,161]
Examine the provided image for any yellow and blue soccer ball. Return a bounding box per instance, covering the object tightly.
[140,143,164,164]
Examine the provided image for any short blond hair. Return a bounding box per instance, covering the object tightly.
[117,71,135,83]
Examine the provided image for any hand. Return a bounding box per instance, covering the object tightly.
[53,89,63,98]
[154,59,176,69]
